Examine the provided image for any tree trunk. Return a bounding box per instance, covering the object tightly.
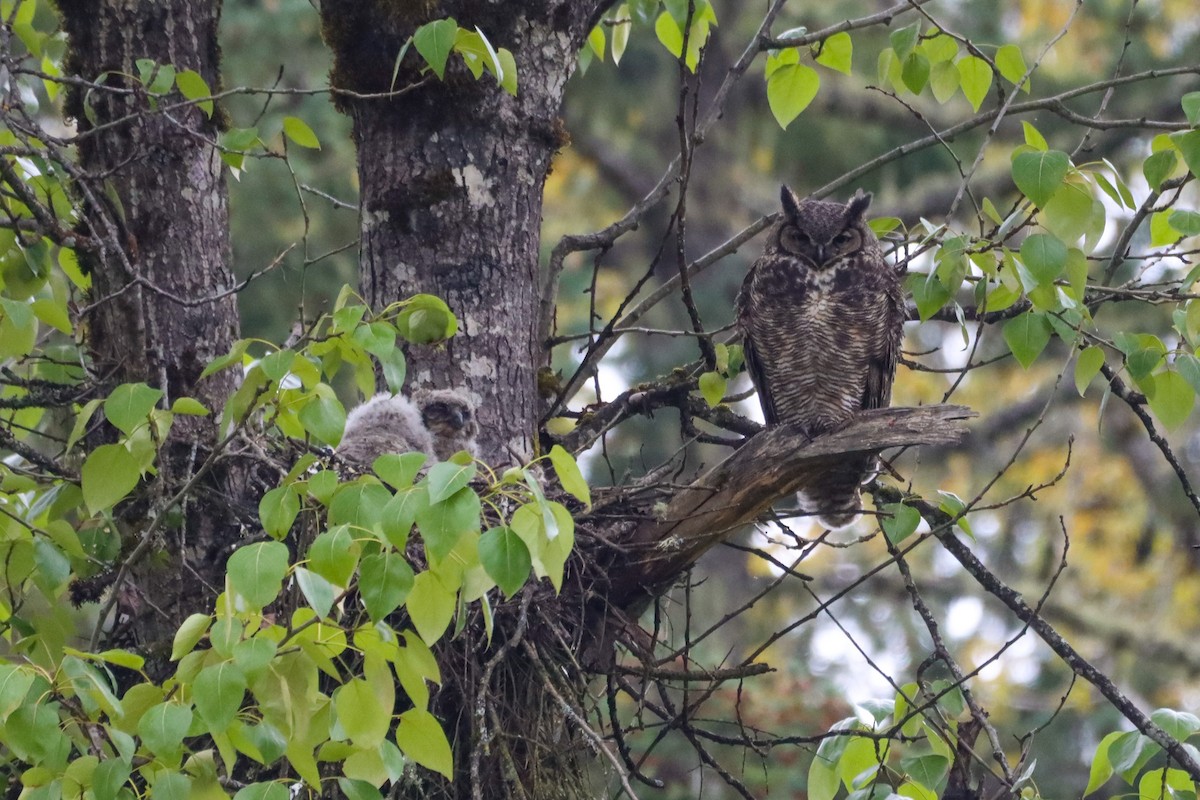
[320,1,610,464]
[57,0,242,659]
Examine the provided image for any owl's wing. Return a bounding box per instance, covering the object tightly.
[862,278,906,410]
[735,269,781,426]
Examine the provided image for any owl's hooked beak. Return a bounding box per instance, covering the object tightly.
[813,244,828,265]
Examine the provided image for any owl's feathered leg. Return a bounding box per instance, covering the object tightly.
[798,453,875,529]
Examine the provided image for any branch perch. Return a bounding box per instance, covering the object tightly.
[610,404,976,605]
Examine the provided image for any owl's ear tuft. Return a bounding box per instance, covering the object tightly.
[845,189,872,222]
[780,184,804,219]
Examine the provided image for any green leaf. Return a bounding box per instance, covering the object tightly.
[413,18,458,80]
[307,525,361,586]
[1146,370,1194,429]
[654,11,683,57]
[336,678,393,747]
[478,526,532,598]
[808,755,839,800]
[1042,179,1095,243]
[360,550,415,620]
[920,32,958,63]
[201,339,250,378]
[611,6,631,65]
[226,541,290,608]
[406,571,457,646]
[175,69,213,117]
[170,397,209,416]
[1177,354,1200,395]
[1143,149,1178,190]
[395,709,453,779]
[1003,313,1052,369]
[767,62,820,129]
[427,460,476,504]
[137,702,193,758]
[956,55,991,111]
[900,753,950,791]
[1074,346,1105,396]
[1012,150,1070,208]
[906,272,953,321]
[548,444,591,506]
[259,486,300,540]
[698,370,727,407]
[282,116,320,149]
[416,486,481,560]
[382,486,429,549]
[82,444,142,513]
[396,294,457,344]
[889,22,920,61]
[495,47,518,94]
[193,662,247,732]
[294,567,337,618]
[373,452,427,490]
[0,297,36,358]
[171,614,212,661]
[1150,210,1179,247]
[814,31,852,74]
[1108,730,1146,774]
[1168,210,1200,236]
[338,779,384,800]
[1184,92,1200,127]
[93,758,133,800]
[1022,121,1048,150]
[330,482,391,533]
[298,388,347,446]
[1020,233,1067,285]
[233,784,289,800]
[929,59,959,103]
[587,25,605,59]
[151,773,190,800]
[900,52,930,94]
[104,382,164,435]
[1174,130,1200,177]
[881,503,920,544]
[995,44,1028,89]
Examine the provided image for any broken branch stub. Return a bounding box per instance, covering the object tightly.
[611,404,976,607]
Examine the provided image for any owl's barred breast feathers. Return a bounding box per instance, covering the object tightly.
[737,185,905,529]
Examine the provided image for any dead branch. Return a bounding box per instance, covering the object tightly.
[609,404,976,605]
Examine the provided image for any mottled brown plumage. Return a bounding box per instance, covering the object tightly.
[736,185,905,528]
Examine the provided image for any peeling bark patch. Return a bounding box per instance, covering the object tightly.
[452,164,494,210]
[464,355,498,380]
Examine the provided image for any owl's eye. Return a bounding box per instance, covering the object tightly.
[779,226,810,254]
[830,228,862,254]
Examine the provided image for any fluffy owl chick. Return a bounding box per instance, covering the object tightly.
[737,185,905,529]
[337,393,434,467]
[413,388,479,461]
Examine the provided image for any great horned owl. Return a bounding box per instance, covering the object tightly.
[338,393,433,466]
[413,388,479,461]
[736,185,905,529]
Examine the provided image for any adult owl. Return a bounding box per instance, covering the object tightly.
[736,185,905,529]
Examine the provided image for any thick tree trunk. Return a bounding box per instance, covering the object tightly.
[321,1,609,464]
[57,0,242,656]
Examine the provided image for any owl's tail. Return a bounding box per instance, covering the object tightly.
[798,455,875,530]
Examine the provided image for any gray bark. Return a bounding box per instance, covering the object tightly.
[57,0,242,657]
[321,1,611,464]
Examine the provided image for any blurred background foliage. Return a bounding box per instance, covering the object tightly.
[219,0,1200,796]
